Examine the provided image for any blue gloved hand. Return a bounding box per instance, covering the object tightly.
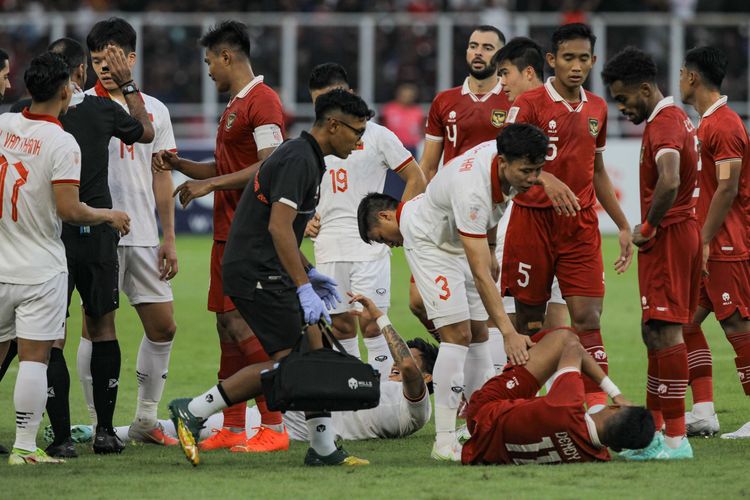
[296,282,331,324]
[307,267,342,311]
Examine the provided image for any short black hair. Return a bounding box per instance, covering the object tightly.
[492,37,544,79]
[496,123,548,165]
[684,46,727,90]
[314,87,373,125]
[601,46,657,88]
[551,23,596,54]
[0,48,8,67]
[309,63,349,91]
[48,38,86,74]
[200,21,251,59]
[407,338,438,394]
[600,406,655,452]
[87,17,137,53]
[357,192,399,244]
[24,52,69,103]
[473,25,506,46]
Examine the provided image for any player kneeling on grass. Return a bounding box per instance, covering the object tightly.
[461,328,653,465]
[0,52,130,465]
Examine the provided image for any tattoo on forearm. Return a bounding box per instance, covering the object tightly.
[381,324,412,366]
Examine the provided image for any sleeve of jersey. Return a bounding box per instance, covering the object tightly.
[268,161,310,210]
[424,96,444,142]
[112,102,145,145]
[545,369,585,407]
[506,95,532,125]
[250,89,285,151]
[596,106,608,152]
[51,138,82,185]
[710,119,746,164]
[153,102,177,154]
[452,187,490,239]
[650,117,683,161]
[379,126,415,173]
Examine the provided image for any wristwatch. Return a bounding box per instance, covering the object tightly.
[120,81,139,96]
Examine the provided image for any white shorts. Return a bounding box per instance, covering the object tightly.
[317,257,390,315]
[405,241,487,329]
[496,202,565,315]
[118,246,173,305]
[0,272,67,343]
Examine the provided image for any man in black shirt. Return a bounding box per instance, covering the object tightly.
[169,89,373,467]
[10,38,154,457]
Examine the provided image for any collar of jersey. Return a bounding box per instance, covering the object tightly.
[228,75,264,107]
[583,412,603,448]
[702,95,728,119]
[461,77,503,103]
[22,107,63,128]
[544,77,587,113]
[646,96,675,123]
[396,201,405,226]
[93,79,111,98]
[300,130,326,172]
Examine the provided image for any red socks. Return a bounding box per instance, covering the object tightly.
[683,323,713,404]
[646,349,664,430]
[727,331,750,396]
[236,336,283,426]
[578,329,608,407]
[218,342,247,429]
[655,343,688,438]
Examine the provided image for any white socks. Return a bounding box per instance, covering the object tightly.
[337,336,361,360]
[134,335,173,428]
[487,327,507,375]
[433,342,468,448]
[464,341,494,400]
[692,401,715,418]
[14,361,48,452]
[306,416,336,456]
[76,337,97,427]
[188,386,228,419]
[364,334,393,382]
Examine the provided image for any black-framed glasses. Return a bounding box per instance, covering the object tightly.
[330,117,366,139]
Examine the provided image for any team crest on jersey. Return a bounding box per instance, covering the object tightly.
[588,118,599,137]
[491,109,507,128]
[225,112,237,131]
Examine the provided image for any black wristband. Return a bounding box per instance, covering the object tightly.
[304,263,314,273]
[120,81,139,96]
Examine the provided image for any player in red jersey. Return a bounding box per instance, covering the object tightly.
[680,46,750,440]
[153,22,288,452]
[501,24,633,407]
[462,327,653,465]
[602,47,700,460]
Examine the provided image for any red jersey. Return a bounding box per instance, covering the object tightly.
[507,78,608,209]
[696,96,750,261]
[213,76,284,241]
[640,97,698,226]
[462,370,611,465]
[425,77,510,164]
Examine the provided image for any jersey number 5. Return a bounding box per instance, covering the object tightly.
[0,155,29,222]
[329,168,348,193]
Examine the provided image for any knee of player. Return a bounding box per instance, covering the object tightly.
[718,312,750,335]
[569,310,601,332]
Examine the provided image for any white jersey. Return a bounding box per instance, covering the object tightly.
[283,380,431,440]
[406,140,514,254]
[0,110,81,284]
[314,121,413,263]
[84,87,176,246]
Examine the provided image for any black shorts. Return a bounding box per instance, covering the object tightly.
[231,282,303,356]
[62,223,120,319]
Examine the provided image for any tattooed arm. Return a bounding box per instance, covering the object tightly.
[348,294,427,401]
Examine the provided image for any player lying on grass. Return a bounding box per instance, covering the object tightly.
[461,327,654,465]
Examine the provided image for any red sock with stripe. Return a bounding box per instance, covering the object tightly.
[656,343,688,438]
[683,323,713,404]
[236,336,283,427]
[727,331,750,396]
[218,342,247,430]
[578,329,608,407]
[646,349,664,431]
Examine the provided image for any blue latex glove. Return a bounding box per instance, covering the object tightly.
[296,283,330,324]
[307,267,342,310]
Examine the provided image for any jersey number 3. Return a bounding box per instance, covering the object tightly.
[0,155,29,222]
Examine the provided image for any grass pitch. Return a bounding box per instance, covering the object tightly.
[1,235,749,499]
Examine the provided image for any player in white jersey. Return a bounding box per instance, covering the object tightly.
[304,64,426,358]
[0,53,129,464]
[358,123,551,460]
[80,18,179,450]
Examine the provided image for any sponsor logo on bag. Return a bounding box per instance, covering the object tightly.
[348,377,374,390]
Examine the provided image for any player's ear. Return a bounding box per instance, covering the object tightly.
[545,52,555,68]
[423,373,432,384]
[639,82,651,98]
[220,48,232,66]
[591,53,597,66]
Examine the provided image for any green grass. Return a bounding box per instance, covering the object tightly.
[2,235,749,499]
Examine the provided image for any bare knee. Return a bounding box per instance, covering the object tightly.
[569,304,602,332]
[85,312,117,341]
[217,311,251,343]
[332,313,357,340]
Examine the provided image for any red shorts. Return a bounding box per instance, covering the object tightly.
[638,219,701,324]
[501,205,604,305]
[208,241,236,313]
[466,365,539,433]
[699,259,750,321]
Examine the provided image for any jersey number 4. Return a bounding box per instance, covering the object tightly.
[329,168,348,193]
[0,155,29,222]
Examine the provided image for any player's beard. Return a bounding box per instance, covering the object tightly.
[469,62,496,81]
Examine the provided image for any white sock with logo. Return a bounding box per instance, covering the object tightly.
[14,361,48,452]
[188,386,229,419]
[433,342,468,449]
[337,336,361,360]
[306,416,337,456]
[364,334,393,381]
[464,341,494,400]
[77,337,97,427]
[134,335,173,428]
[487,327,507,375]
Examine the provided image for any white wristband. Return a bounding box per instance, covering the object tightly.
[599,376,621,398]
[376,315,392,331]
